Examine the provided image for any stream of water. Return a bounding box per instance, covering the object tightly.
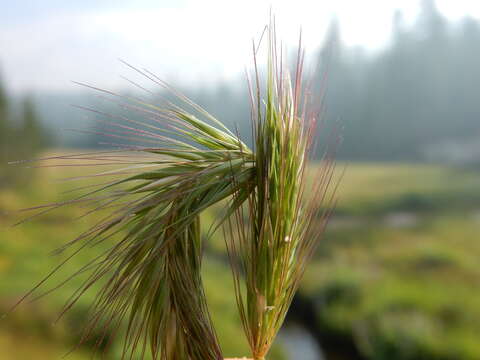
[279,324,325,360]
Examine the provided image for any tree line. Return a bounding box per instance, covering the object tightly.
[316,0,480,162]
[0,76,49,186]
[5,0,480,165]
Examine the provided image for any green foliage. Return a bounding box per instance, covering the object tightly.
[302,164,480,360]
[17,91,256,359]
[3,160,480,359]
[19,96,50,158]
[225,26,335,360]
[0,77,10,181]
[8,23,333,360]
[326,163,480,215]
[0,172,261,359]
[0,75,50,187]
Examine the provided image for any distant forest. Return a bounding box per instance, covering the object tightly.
[4,0,480,163]
[0,78,49,185]
[321,0,480,162]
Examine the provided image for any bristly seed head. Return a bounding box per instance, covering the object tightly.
[13,16,337,360]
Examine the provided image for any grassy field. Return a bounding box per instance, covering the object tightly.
[1,158,479,359]
[303,163,480,360]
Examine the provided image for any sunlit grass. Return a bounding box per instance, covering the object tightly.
[327,163,480,214]
[2,160,480,359]
[302,213,480,360]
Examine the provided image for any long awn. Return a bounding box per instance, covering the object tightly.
[10,21,337,360]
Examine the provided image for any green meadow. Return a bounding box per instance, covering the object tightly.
[1,158,479,359]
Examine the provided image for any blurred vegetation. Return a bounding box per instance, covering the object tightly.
[300,164,480,360]
[316,0,480,162]
[1,160,479,359]
[0,74,50,187]
[0,155,285,359]
[1,1,480,358]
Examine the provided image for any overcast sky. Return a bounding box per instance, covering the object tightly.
[1,0,479,94]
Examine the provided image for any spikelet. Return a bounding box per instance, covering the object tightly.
[225,22,336,360]
[12,19,336,360]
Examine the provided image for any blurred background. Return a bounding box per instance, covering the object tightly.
[1,0,480,359]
